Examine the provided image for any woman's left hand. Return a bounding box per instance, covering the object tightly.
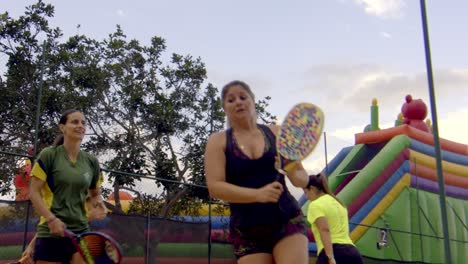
[88,196,108,221]
[88,203,107,221]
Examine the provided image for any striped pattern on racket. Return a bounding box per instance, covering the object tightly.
[65,229,122,264]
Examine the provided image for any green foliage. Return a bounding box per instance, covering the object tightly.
[127,193,162,216]
[0,1,276,215]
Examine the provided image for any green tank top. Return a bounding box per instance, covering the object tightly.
[31,145,102,237]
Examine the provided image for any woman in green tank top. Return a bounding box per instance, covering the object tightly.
[29,109,107,264]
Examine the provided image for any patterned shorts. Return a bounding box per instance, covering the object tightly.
[228,212,308,259]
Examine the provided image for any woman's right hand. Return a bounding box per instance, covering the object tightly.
[256,182,284,203]
[48,217,66,237]
[19,245,34,264]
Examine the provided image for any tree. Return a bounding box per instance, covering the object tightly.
[0,1,108,194]
[0,1,277,218]
[0,1,63,193]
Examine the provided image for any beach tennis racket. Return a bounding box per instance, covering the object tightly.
[275,103,324,175]
[65,229,122,264]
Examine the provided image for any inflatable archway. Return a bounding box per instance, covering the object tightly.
[106,191,135,212]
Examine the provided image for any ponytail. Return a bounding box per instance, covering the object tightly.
[306,173,345,207]
[52,134,64,146]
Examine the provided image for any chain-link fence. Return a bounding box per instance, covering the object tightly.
[0,199,237,264]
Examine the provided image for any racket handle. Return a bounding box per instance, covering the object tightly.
[277,154,298,172]
[18,255,28,263]
[283,161,298,172]
[276,163,297,177]
[64,229,75,237]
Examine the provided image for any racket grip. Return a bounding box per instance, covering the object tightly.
[18,255,29,263]
[278,155,297,172]
[283,161,298,172]
[64,229,76,238]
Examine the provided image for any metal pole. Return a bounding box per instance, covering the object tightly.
[208,198,212,264]
[32,41,47,159]
[323,132,329,176]
[22,201,32,251]
[22,40,47,251]
[210,95,214,134]
[419,1,451,263]
[145,212,151,264]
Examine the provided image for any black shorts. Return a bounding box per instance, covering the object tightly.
[317,243,364,264]
[34,236,77,263]
[229,213,308,259]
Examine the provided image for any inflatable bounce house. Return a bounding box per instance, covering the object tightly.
[300,95,467,263]
[106,190,135,213]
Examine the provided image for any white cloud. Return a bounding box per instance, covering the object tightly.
[329,125,364,143]
[380,31,392,39]
[438,108,468,145]
[354,0,406,19]
[116,9,126,17]
[304,64,468,115]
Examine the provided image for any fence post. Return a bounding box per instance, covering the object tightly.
[21,200,32,251]
[208,198,212,264]
[145,212,151,264]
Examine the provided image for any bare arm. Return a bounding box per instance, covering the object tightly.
[29,177,66,236]
[29,178,55,221]
[315,217,336,264]
[284,162,308,188]
[204,132,283,203]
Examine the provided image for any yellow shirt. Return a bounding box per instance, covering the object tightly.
[307,194,354,255]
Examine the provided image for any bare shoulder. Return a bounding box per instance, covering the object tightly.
[208,130,227,142]
[207,131,227,150]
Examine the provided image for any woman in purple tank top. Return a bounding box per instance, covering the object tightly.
[204,80,310,264]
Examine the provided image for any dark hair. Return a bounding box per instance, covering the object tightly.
[52,109,81,146]
[221,80,255,107]
[306,173,344,207]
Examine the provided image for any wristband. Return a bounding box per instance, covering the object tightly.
[47,216,57,224]
[327,254,335,260]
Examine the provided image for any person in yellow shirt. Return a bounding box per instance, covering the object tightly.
[304,173,364,264]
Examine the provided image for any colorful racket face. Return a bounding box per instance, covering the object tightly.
[276,103,324,171]
[65,230,123,264]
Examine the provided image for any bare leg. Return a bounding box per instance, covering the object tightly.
[273,233,309,264]
[238,252,274,264]
[71,252,86,264]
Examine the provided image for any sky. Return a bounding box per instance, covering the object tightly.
[2,0,468,199]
